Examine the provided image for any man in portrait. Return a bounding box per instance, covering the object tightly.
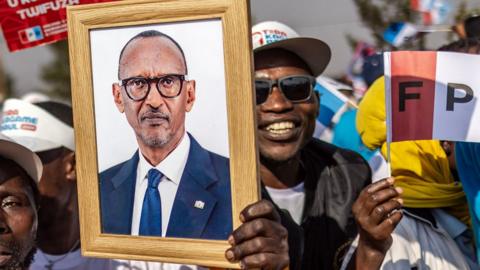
[100,30,232,240]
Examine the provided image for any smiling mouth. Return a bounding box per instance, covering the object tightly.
[264,121,296,135]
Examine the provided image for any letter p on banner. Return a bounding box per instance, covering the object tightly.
[385,51,480,143]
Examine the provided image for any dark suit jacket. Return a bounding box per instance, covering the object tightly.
[99,135,232,240]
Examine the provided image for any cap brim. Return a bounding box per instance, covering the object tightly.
[254,37,331,76]
[0,140,42,183]
[11,137,63,153]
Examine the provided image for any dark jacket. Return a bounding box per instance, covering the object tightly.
[99,135,232,240]
[264,138,371,270]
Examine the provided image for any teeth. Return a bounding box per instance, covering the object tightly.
[265,121,294,134]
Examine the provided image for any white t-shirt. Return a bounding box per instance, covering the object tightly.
[30,249,206,270]
[265,182,305,225]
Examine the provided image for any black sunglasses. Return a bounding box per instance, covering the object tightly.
[255,75,316,105]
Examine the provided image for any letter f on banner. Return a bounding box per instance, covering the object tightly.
[399,81,422,111]
[385,51,437,142]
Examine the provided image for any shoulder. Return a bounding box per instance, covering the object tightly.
[100,161,127,178]
[188,136,229,172]
[99,155,136,192]
[204,148,230,183]
[100,159,130,180]
[206,149,229,168]
[305,138,370,166]
[302,138,372,190]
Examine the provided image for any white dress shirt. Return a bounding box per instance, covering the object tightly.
[131,133,190,236]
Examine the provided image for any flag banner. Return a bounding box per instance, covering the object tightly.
[411,0,435,12]
[0,0,113,52]
[420,3,452,25]
[315,76,350,128]
[385,51,480,143]
[383,22,418,47]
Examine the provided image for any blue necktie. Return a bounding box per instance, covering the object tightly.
[139,169,162,236]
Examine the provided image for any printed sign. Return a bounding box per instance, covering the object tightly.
[0,108,38,132]
[385,51,480,143]
[0,0,112,52]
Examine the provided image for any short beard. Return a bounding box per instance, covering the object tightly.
[139,132,172,148]
[0,240,36,270]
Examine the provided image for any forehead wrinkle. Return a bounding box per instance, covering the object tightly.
[119,37,187,79]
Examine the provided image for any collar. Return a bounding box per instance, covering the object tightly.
[432,208,469,239]
[33,249,84,269]
[138,133,190,185]
[403,208,469,239]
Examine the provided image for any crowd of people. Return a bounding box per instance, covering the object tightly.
[0,14,480,270]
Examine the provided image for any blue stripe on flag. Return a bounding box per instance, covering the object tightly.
[383,22,404,45]
[315,83,346,127]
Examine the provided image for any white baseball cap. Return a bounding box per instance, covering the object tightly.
[0,133,42,183]
[1,99,75,152]
[252,21,331,76]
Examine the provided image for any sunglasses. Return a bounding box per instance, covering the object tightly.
[255,75,316,105]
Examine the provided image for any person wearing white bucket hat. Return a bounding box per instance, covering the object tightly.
[0,99,117,270]
[0,133,42,269]
[251,21,371,270]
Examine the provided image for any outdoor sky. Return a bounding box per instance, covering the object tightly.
[0,0,478,97]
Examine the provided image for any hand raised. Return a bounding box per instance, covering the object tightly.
[225,200,289,270]
[351,177,403,269]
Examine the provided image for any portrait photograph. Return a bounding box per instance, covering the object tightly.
[91,20,232,240]
[67,0,259,266]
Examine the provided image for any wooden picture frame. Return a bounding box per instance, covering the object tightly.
[67,0,259,268]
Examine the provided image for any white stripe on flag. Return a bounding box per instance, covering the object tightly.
[433,52,480,142]
[393,23,418,47]
[384,52,393,144]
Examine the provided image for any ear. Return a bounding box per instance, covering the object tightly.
[185,80,196,112]
[112,83,125,113]
[62,151,76,182]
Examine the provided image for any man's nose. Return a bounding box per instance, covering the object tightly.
[145,83,165,108]
[260,86,294,113]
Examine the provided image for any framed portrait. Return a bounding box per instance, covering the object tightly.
[67,0,259,267]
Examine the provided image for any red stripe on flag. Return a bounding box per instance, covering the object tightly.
[410,0,419,10]
[423,12,433,25]
[391,51,436,141]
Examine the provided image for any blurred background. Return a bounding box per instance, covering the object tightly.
[1,0,480,102]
